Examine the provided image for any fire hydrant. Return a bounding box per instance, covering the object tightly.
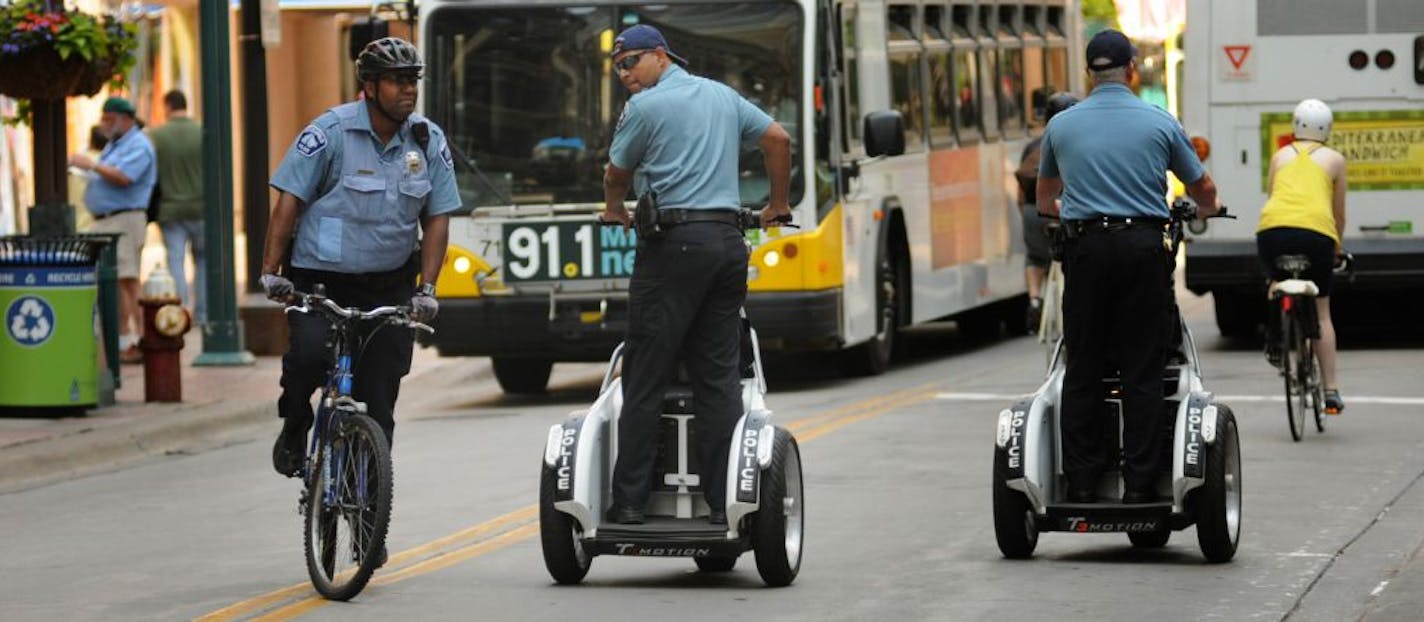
[139,265,191,402]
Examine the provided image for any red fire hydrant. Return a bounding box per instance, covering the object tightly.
[139,265,191,402]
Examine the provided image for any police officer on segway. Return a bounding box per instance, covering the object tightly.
[1037,30,1220,504]
[261,37,461,477]
[599,25,793,526]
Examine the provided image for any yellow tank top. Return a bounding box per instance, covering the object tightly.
[1257,143,1339,244]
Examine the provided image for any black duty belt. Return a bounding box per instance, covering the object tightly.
[656,208,741,228]
[1063,216,1166,238]
[93,208,145,221]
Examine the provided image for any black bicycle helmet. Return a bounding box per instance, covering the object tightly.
[1045,92,1080,123]
[356,37,424,82]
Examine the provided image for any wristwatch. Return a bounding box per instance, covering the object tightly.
[417,282,436,297]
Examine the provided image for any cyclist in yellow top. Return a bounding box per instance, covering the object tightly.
[1256,98,1348,413]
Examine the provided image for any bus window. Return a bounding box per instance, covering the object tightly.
[924,6,955,149]
[950,4,979,144]
[1022,5,1048,131]
[888,5,925,153]
[1045,6,1070,92]
[841,3,861,150]
[977,4,1000,141]
[996,6,1025,137]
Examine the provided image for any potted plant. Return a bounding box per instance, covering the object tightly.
[0,0,139,101]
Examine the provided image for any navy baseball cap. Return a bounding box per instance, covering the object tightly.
[1085,29,1138,70]
[611,24,688,67]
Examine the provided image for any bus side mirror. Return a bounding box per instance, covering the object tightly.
[863,110,905,158]
[1415,35,1424,85]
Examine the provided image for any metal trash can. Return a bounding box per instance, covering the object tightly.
[0,236,109,413]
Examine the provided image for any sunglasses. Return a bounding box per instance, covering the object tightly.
[382,73,422,86]
[614,53,646,72]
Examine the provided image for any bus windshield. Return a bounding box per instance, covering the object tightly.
[425,2,805,208]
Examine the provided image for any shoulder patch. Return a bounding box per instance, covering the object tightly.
[439,139,454,170]
[616,104,630,132]
[295,125,328,157]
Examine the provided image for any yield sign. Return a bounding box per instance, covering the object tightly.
[1224,45,1251,70]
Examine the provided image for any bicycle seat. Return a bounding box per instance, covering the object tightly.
[1275,254,1311,274]
[1270,279,1319,298]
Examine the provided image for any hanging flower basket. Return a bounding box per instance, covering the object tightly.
[0,0,138,102]
[0,47,86,100]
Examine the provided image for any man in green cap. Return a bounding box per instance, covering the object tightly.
[69,96,156,363]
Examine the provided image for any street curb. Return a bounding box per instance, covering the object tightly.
[0,355,481,495]
[0,399,275,494]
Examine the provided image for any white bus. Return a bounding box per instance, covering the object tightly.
[1183,0,1424,337]
[417,0,1083,393]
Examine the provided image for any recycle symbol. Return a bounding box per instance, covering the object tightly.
[7,295,56,347]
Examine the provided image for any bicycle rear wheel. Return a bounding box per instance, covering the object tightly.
[1303,338,1325,433]
[1282,308,1304,442]
[304,414,392,601]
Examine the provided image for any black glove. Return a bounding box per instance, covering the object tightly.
[260,273,294,302]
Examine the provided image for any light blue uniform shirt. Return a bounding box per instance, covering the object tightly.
[1038,83,1204,220]
[85,127,156,216]
[271,101,462,273]
[610,64,773,210]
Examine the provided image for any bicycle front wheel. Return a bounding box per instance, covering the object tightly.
[1282,308,1304,442]
[304,414,393,601]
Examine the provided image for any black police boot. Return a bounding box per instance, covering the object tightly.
[271,417,308,478]
[610,505,644,525]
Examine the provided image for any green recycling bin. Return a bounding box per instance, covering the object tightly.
[0,236,108,413]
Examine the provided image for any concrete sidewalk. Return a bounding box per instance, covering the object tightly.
[0,332,451,493]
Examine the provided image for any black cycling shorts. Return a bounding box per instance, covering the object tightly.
[1256,227,1335,296]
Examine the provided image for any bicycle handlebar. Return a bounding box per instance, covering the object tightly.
[284,291,434,334]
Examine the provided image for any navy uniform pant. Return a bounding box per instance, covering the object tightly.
[612,222,750,511]
[277,265,415,447]
[1060,226,1170,491]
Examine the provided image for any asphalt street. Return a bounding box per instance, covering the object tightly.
[2,295,1423,621]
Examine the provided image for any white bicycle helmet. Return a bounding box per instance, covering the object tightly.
[1292,99,1333,142]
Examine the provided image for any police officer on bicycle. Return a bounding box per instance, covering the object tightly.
[600,25,792,525]
[1037,30,1219,504]
[261,37,461,478]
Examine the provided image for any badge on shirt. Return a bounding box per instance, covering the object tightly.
[438,139,454,170]
[405,150,423,174]
[295,125,327,157]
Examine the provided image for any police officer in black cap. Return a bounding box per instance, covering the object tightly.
[1037,30,1220,504]
[599,24,792,525]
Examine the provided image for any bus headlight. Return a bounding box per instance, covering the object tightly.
[763,250,781,267]
[454,256,473,274]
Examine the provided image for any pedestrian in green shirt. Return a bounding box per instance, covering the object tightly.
[148,90,206,322]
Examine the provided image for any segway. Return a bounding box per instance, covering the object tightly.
[539,210,804,586]
[992,202,1241,562]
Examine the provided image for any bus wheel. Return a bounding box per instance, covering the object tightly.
[840,245,901,376]
[493,357,553,394]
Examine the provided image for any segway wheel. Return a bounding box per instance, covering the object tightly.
[694,555,737,572]
[753,427,803,587]
[992,455,1038,559]
[1128,529,1171,548]
[540,465,592,584]
[1196,405,1242,563]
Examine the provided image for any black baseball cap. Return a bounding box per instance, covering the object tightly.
[1085,29,1138,70]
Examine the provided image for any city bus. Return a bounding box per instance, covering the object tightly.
[1182,0,1424,337]
[416,0,1083,393]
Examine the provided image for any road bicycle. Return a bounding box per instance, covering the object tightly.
[1267,253,1352,441]
[285,287,432,600]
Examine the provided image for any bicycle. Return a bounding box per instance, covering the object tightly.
[1267,252,1352,441]
[284,287,433,600]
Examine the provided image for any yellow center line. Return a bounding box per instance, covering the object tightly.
[199,380,941,620]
